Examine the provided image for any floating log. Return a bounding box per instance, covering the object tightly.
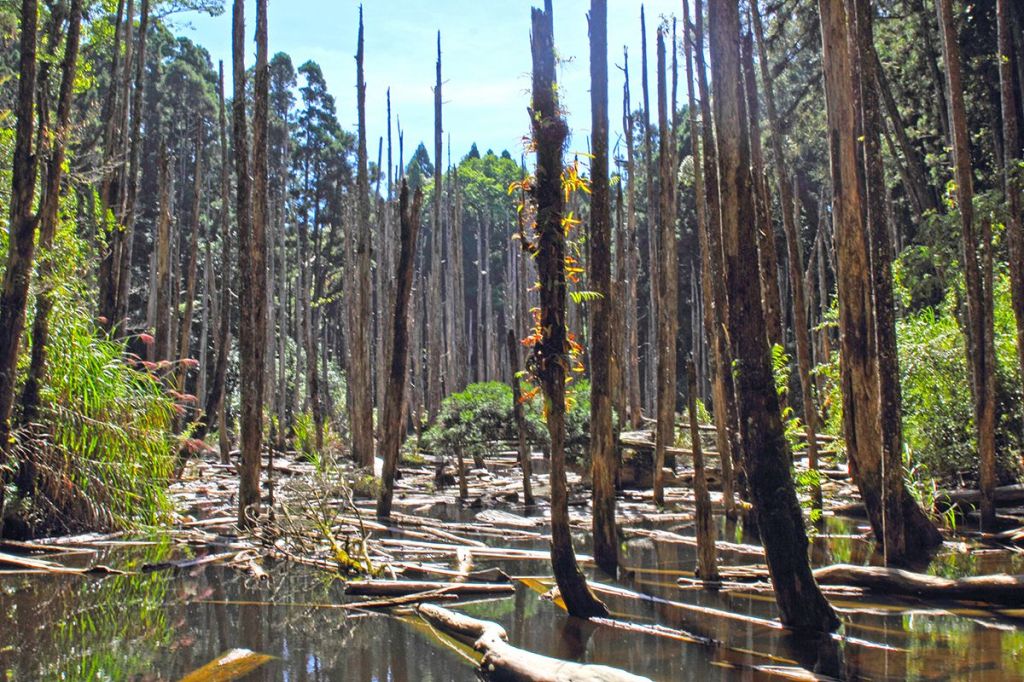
[177,648,273,682]
[345,579,514,597]
[812,564,1024,606]
[417,603,652,682]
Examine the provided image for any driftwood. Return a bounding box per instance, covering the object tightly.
[345,579,514,597]
[812,564,1024,606]
[417,603,652,682]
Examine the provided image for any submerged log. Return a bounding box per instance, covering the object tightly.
[345,579,514,597]
[417,603,652,681]
[812,564,1024,606]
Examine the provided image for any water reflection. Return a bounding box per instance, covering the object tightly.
[1,510,1023,681]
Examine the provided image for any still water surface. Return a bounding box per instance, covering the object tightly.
[2,511,1023,680]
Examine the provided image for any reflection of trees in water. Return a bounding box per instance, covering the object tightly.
[0,542,174,680]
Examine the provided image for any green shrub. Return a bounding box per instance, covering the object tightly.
[421,379,593,463]
[898,268,1022,484]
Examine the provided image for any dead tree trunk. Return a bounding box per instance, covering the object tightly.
[653,27,678,508]
[176,118,205,400]
[741,35,784,353]
[377,182,422,519]
[351,8,374,468]
[0,0,41,462]
[684,0,735,518]
[154,151,173,363]
[751,0,821,510]
[197,62,232,453]
[688,358,718,583]
[588,0,617,575]
[20,0,83,425]
[935,0,997,530]
[709,0,838,632]
[233,0,267,526]
[530,0,608,620]
[507,329,535,506]
[622,48,644,429]
[997,0,1024,438]
[640,7,658,415]
[693,0,741,508]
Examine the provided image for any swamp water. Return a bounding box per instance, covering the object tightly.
[2,511,1024,680]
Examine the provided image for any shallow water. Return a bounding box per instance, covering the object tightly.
[2,509,1024,680]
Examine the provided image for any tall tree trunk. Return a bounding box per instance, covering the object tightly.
[507,329,535,506]
[998,0,1024,437]
[741,35,784,352]
[197,62,232,452]
[588,0,617,575]
[20,0,83,424]
[154,151,173,363]
[935,0,998,529]
[233,0,267,526]
[0,0,40,469]
[751,0,821,510]
[653,27,678,507]
[848,0,913,561]
[640,6,658,415]
[623,48,643,429]
[114,0,150,332]
[687,358,718,582]
[693,0,742,505]
[530,0,608,620]
[377,182,422,519]
[351,8,374,468]
[176,118,205,401]
[709,0,838,632]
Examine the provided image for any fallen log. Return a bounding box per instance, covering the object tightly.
[345,580,514,597]
[417,603,652,682]
[812,564,1024,606]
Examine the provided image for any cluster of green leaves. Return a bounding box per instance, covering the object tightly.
[421,380,593,464]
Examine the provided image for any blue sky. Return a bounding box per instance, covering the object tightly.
[177,0,683,171]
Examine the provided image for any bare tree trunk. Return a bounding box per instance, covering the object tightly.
[741,35,784,352]
[530,0,608,620]
[935,0,997,529]
[687,358,718,582]
[693,0,742,505]
[197,62,232,452]
[710,0,838,632]
[751,0,821,510]
[351,8,374,468]
[233,0,268,526]
[640,7,658,415]
[20,0,83,424]
[622,48,643,429]
[154,151,173,363]
[588,0,617,575]
[653,27,677,508]
[176,118,205,401]
[997,0,1024,437]
[114,0,150,332]
[0,0,40,470]
[507,329,535,506]
[377,182,422,519]
[849,0,917,561]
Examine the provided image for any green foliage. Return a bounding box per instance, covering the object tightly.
[421,380,593,464]
[1,192,177,535]
[898,267,1022,484]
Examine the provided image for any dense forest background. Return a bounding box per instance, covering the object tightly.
[0,0,1022,561]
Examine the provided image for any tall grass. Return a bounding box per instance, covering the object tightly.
[2,190,178,535]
